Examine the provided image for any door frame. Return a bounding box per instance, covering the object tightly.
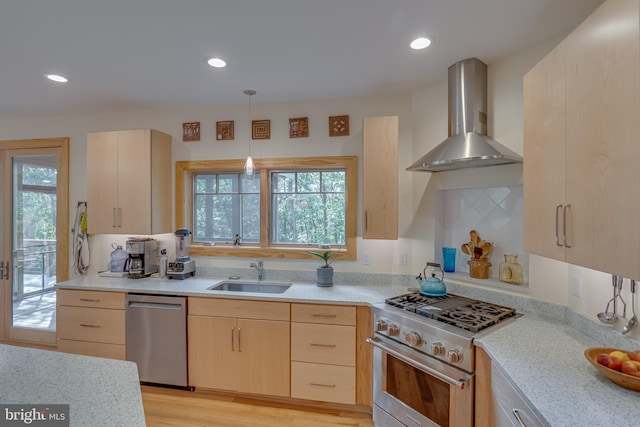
[1,137,69,344]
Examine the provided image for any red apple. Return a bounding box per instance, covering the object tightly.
[628,350,640,362]
[621,360,640,377]
[597,353,623,371]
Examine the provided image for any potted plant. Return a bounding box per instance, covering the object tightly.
[307,249,339,287]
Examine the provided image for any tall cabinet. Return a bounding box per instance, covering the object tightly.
[86,129,172,235]
[362,116,398,240]
[523,0,640,279]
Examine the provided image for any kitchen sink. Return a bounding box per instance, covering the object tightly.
[206,280,292,294]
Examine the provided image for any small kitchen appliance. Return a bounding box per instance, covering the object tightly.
[126,238,158,278]
[367,291,520,426]
[168,228,196,280]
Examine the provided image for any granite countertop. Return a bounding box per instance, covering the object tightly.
[56,274,640,426]
[0,344,145,426]
[55,274,404,305]
[476,315,639,427]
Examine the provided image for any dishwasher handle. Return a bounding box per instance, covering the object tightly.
[128,301,184,310]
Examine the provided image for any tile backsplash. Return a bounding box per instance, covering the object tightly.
[435,185,527,282]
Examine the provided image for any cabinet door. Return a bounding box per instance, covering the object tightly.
[187,315,238,390]
[523,41,567,261]
[116,129,152,235]
[86,131,119,234]
[236,319,290,397]
[362,116,398,239]
[565,0,640,277]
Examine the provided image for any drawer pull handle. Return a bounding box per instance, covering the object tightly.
[310,343,336,348]
[79,298,100,302]
[79,323,101,328]
[512,409,528,427]
[311,314,337,318]
[309,382,336,388]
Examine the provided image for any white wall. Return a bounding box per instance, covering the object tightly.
[0,94,414,276]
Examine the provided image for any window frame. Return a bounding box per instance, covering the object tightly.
[175,156,357,261]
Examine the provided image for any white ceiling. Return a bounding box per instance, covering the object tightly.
[0,0,604,118]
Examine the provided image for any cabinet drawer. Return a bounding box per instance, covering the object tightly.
[57,289,125,310]
[291,303,356,325]
[292,323,355,366]
[189,297,290,321]
[57,339,126,360]
[57,306,125,344]
[492,364,544,427]
[291,361,355,405]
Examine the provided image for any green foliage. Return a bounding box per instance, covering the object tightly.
[306,250,338,268]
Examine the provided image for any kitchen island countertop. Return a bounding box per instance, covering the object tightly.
[0,344,145,426]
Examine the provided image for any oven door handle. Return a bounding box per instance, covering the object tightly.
[367,337,471,389]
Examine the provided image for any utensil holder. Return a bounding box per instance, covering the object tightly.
[468,259,491,279]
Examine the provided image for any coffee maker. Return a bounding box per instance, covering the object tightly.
[126,238,158,278]
[168,228,196,280]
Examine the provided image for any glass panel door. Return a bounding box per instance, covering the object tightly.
[2,146,64,344]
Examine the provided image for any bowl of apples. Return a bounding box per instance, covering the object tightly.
[584,347,640,391]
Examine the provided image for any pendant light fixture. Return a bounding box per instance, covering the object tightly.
[243,89,256,177]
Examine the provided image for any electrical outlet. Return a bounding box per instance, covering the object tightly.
[362,253,370,265]
[571,276,582,297]
[399,252,407,266]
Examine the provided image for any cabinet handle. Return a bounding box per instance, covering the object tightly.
[311,314,337,318]
[512,409,528,427]
[112,208,117,228]
[555,205,563,247]
[79,323,101,328]
[0,261,8,280]
[231,327,235,351]
[364,209,368,232]
[79,298,100,302]
[563,204,571,248]
[238,328,242,352]
[309,382,336,388]
[310,343,336,348]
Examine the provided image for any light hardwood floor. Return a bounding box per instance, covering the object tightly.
[141,386,374,427]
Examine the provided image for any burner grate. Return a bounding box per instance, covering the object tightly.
[385,292,517,333]
[429,302,516,333]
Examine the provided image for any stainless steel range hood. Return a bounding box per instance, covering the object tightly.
[407,58,522,172]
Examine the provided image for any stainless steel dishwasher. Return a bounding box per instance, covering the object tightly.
[125,294,189,388]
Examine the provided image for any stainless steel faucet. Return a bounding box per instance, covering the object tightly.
[250,259,264,281]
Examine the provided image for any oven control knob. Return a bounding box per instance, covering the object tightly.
[404,331,422,347]
[448,349,463,364]
[388,324,400,337]
[431,342,445,356]
[375,320,388,332]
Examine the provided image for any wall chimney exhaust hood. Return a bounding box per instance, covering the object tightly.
[407,57,522,172]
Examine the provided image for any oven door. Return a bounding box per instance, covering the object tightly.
[367,336,473,427]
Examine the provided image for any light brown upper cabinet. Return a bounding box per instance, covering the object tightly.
[524,0,640,279]
[86,129,172,235]
[362,116,398,240]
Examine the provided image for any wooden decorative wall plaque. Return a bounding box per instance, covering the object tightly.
[216,120,234,140]
[252,120,270,139]
[182,122,200,142]
[289,117,309,138]
[329,115,349,137]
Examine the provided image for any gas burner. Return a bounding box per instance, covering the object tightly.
[386,291,517,333]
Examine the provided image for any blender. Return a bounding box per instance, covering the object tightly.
[167,228,196,280]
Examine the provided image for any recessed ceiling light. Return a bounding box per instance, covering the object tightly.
[44,74,69,83]
[410,37,432,50]
[206,57,227,68]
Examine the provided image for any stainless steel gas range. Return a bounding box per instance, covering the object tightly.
[367,292,520,427]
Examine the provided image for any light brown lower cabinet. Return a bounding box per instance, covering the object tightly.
[187,298,290,397]
[56,289,126,360]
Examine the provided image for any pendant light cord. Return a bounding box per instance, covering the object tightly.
[243,89,256,177]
